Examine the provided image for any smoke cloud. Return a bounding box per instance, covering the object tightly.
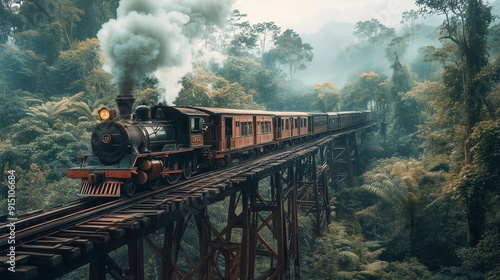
[97,0,235,98]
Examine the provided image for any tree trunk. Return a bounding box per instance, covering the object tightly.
[463,0,488,247]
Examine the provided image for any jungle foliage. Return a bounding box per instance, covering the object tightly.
[0,0,499,279]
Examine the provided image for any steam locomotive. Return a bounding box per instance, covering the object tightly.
[67,95,372,197]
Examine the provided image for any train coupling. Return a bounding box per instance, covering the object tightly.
[88,172,105,185]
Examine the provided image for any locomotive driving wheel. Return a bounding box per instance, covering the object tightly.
[123,179,136,197]
[165,156,181,184]
[182,154,195,179]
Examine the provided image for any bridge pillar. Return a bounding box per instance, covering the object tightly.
[128,238,145,280]
[331,133,357,189]
[89,256,106,280]
[143,214,193,280]
[88,238,145,280]
[297,150,329,238]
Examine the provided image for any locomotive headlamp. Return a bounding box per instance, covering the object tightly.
[98,107,116,121]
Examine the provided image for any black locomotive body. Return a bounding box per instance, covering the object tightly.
[68,96,372,197]
[68,99,211,196]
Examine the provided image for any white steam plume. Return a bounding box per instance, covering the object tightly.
[97,0,235,99]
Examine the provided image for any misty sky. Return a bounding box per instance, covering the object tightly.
[233,0,423,34]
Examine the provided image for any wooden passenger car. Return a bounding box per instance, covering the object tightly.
[194,107,275,153]
[352,111,363,125]
[309,113,328,134]
[327,112,339,131]
[273,112,310,140]
[361,110,372,123]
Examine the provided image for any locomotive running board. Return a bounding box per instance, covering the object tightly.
[78,180,123,197]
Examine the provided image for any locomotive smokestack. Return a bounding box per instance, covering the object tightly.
[116,95,135,120]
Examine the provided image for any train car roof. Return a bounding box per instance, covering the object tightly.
[157,106,209,117]
[327,112,339,116]
[338,111,362,115]
[272,111,309,117]
[308,112,328,116]
[192,107,275,116]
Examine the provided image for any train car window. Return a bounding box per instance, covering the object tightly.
[241,122,246,136]
[286,119,289,130]
[281,119,284,130]
[295,119,298,129]
[240,122,253,136]
[190,118,203,131]
[236,121,240,127]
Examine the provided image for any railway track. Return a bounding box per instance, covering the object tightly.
[0,123,375,279]
[0,126,329,249]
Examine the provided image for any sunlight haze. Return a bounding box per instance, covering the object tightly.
[233,0,421,34]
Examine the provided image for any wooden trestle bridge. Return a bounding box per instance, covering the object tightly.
[0,123,375,280]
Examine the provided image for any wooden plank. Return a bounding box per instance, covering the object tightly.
[54,230,110,243]
[83,221,140,229]
[30,237,77,246]
[16,251,62,267]
[71,225,125,238]
[0,255,30,266]
[18,245,81,259]
[0,265,38,280]
[70,239,94,253]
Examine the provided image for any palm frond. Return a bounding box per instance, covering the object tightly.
[336,271,355,280]
[362,261,389,272]
[364,248,385,262]
[337,251,360,266]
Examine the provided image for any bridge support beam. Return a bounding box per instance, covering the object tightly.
[89,238,145,280]
[128,238,145,280]
[297,150,329,238]
[331,133,357,189]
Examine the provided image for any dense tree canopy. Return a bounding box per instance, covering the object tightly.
[0,1,499,279]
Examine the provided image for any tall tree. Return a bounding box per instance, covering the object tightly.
[73,0,119,40]
[311,82,340,112]
[416,0,493,246]
[57,3,84,49]
[342,71,388,111]
[390,57,419,132]
[385,37,409,63]
[0,0,20,43]
[227,21,257,57]
[353,18,396,62]
[353,19,395,47]
[271,29,313,80]
[252,22,281,55]
[400,10,421,44]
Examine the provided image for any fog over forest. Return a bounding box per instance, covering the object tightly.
[296,1,500,87]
